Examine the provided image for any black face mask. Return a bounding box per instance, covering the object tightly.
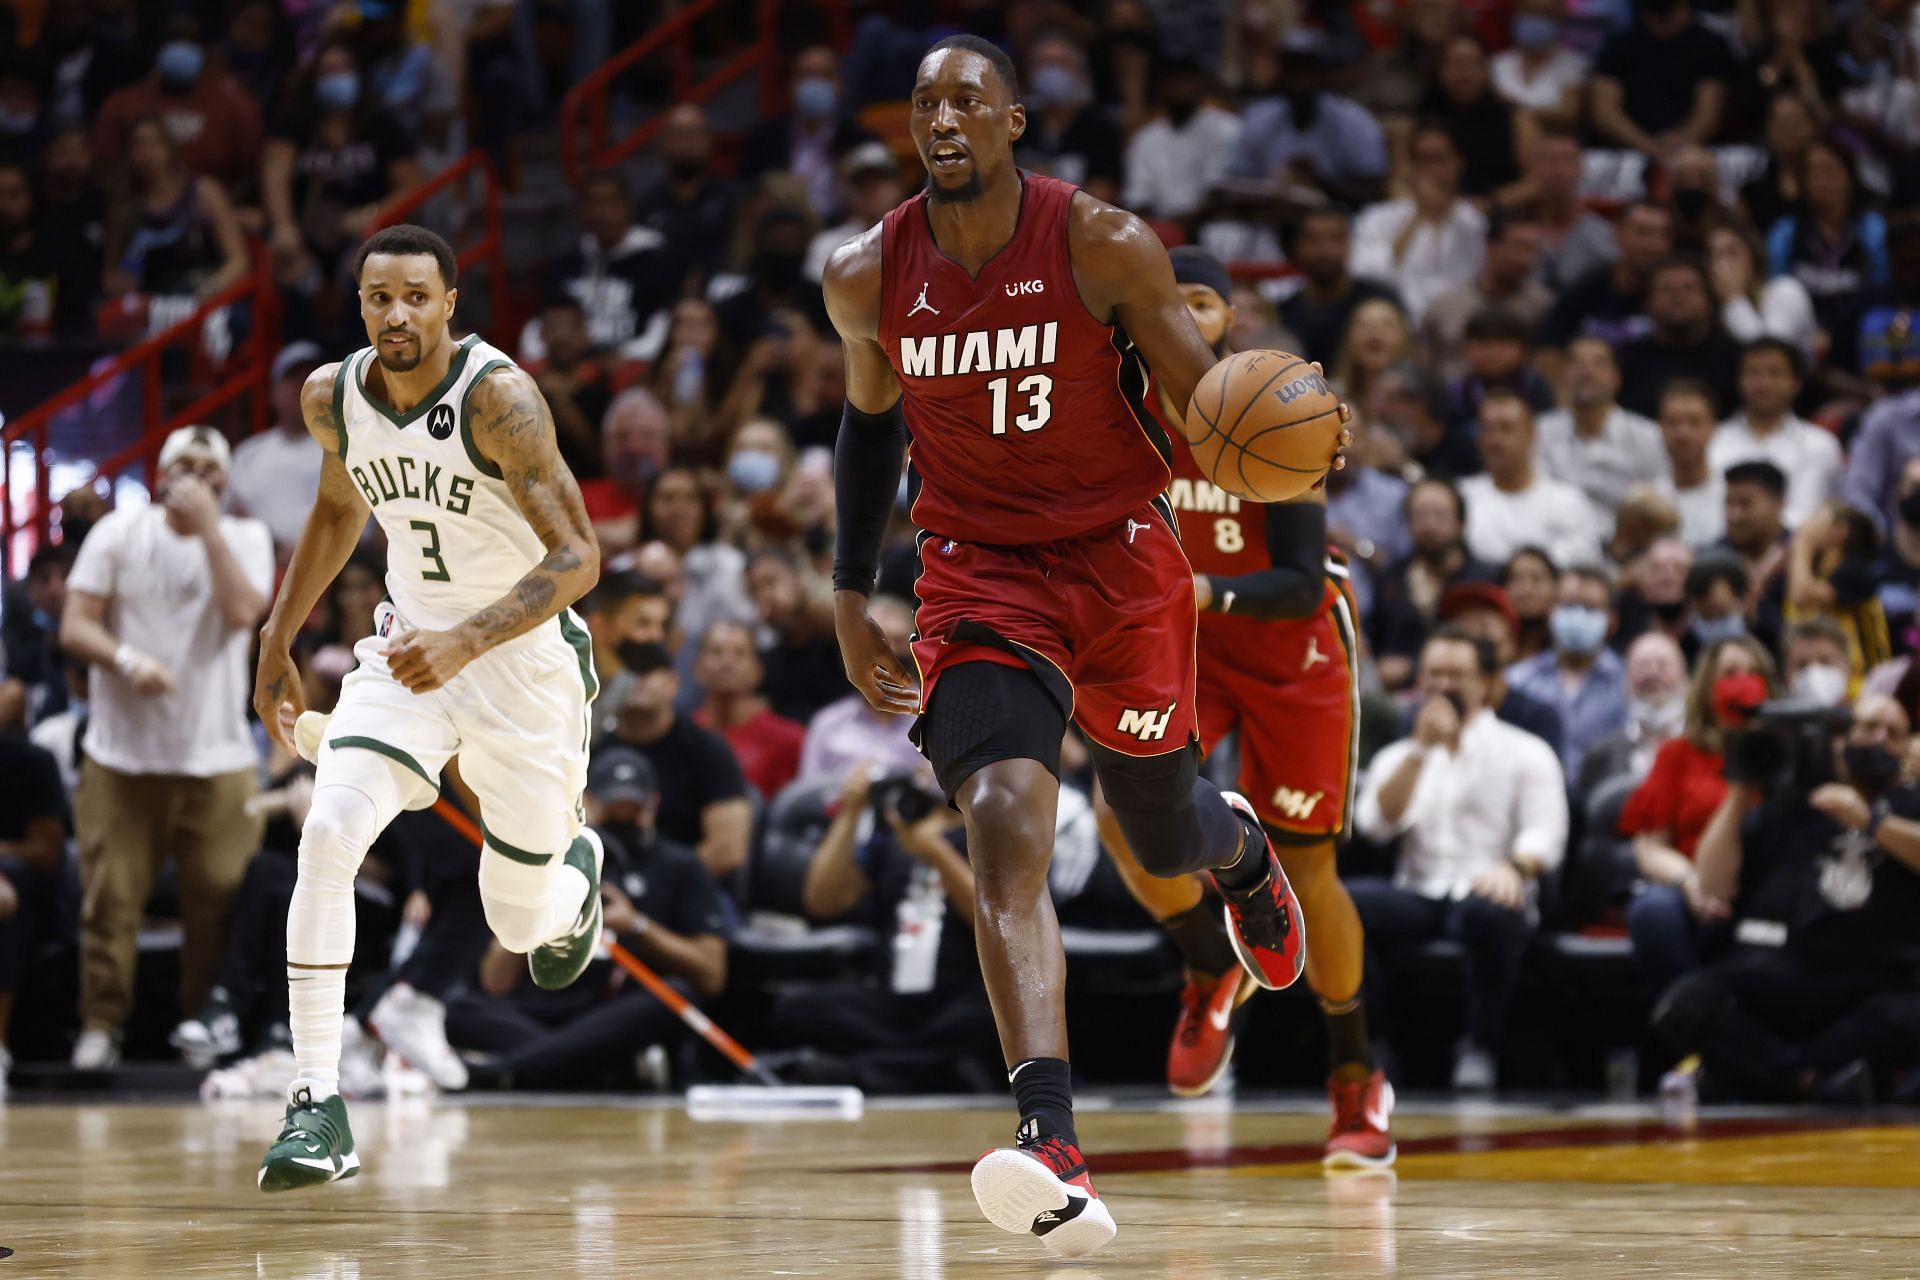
[1844,743,1903,794]
[1672,187,1714,220]
[1899,489,1920,529]
[1650,598,1690,624]
[666,157,706,183]
[598,820,650,862]
[1165,98,1199,126]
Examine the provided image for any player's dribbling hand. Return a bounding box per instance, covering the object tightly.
[253,643,304,753]
[384,627,477,694]
[1307,361,1354,491]
[833,593,919,715]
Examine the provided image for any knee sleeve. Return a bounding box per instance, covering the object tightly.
[922,662,1066,801]
[478,844,582,954]
[1089,742,1241,878]
[288,785,379,967]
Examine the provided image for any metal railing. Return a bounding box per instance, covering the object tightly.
[559,0,848,185]
[370,149,507,320]
[0,246,279,574]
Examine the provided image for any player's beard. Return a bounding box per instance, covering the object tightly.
[925,169,985,205]
[376,336,424,372]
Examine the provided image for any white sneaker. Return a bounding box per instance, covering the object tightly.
[72,1027,122,1070]
[1452,1042,1496,1093]
[368,984,468,1091]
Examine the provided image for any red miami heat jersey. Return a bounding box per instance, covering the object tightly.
[879,173,1173,545]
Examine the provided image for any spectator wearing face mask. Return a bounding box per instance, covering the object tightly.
[637,104,738,291]
[1014,32,1124,207]
[1784,506,1892,692]
[1620,636,1777,1000]
[1656,379,1727,550]
[609,643,752,879]
[1663,147,1726,257]
[1490,0,1589,129]
[1656,694,1920,1104]
[1683,553,1753,664]
[1579,629,1691,796]
[1121,57,1242,222]
[1503,566,1629,782]
[579,389,672,554]
[1614,535,1696,653]
[91,23,262,191]
[1781,617,1856,707]
[743,46,876,222]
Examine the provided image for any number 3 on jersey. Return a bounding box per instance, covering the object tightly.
[988,374,1053,435]
[410,519,451,582]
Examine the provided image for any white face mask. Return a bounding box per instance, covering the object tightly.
[1791,662,1849,708]
[1629,695,1686,737]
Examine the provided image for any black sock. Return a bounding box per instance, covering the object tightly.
[1008,1057,1077,1147]
[1211,812,1272,894]
[1162,898,1240,977]
[1322,995,1375,1078]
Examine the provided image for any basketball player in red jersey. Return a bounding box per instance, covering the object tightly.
[824,37,1348,1257]
[1096,246,1394,1169]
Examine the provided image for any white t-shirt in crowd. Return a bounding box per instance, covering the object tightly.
[68,506,274,777]
[1708,414,1842,529]
[1658,474,1728,548]
[1349,197,1486,323]
[227,425,323,551]
[1457,472,1604,569]
[1534,404,1669,515]
[1489,47,1590,113]
[1121,105,1244,220]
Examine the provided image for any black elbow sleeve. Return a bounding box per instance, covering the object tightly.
[832,399,908,595]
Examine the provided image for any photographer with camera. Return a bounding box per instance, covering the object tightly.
[1352,627,1569,1091]
[769,761,1000,1093]
[1654,692,1920,1103]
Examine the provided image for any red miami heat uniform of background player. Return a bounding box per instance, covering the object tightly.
[1165,433,1362,840]
[880,173,1200,755]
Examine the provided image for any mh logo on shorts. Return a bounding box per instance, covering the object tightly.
[1116,702,1176,742]
[1271,786,1325,821]
[427,404,456,440]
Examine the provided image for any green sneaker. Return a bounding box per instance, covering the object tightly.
[529,828,604,991]
[258,1084,359,1192]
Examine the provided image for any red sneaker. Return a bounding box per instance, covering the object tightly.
[1324,1069,1396,1170]
[971,1135,1117,1258]
[1167,969,1255,1098]
[1206,791,1308,990]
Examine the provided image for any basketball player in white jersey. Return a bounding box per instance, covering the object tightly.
[251,225,602,1191]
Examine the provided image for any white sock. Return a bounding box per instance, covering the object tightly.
[288,972,346,1099]
[479,841,592,953]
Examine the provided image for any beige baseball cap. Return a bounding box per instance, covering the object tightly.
[158,424,232,474]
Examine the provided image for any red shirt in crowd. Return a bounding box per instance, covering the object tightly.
[693,707,806,800]
[1619,736,1728,858]
[92,73,264,190]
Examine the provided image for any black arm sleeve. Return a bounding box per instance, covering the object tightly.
[832,398,908,595]
[1203,500,1329,621]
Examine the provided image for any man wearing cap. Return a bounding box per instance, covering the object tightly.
[229,342,329,562]
[804,143,907,285]
[59,424,275,1069]
[449,746,729,1090]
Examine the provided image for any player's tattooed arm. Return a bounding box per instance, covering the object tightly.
[458,365,601,650]
[257,362,366,750]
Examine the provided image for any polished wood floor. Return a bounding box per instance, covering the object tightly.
[4,1094,1919,1277]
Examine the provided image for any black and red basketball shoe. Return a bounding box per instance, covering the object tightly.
[1207,791,1308,990]
[970,1133,1116,1258]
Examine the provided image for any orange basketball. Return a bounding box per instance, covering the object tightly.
[1185,350,1342,504]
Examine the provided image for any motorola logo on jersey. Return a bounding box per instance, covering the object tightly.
[1004,279,1045,297]
[898,322,1060,378]
[1117,703,1176,742]
[427,403,455,440]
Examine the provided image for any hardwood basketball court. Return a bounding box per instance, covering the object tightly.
[5,1095,1917,1276]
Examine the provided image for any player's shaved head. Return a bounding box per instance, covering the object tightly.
[923,34,1019,99]
[912,38,1026,206]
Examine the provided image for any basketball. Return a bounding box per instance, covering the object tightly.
[1185,351,1343,504]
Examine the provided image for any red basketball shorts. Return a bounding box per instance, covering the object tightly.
[910,497,1199,758]
[1193,582,1361,841]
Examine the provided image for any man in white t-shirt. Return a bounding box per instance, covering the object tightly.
[1655,378,1728,548]
[1708,337,1841,529]
[1458,391,1604,569]
[227,342,325,560]
[1534,336,1668,516]
[59,425,275,1069]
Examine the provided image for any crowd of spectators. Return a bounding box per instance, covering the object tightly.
[6,0,1920,1105]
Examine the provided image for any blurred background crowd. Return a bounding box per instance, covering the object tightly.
[4,0,1920,1107]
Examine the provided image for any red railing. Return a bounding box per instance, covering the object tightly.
[1,246,279,574]
[370,149,507,327]
[560,0,849,185]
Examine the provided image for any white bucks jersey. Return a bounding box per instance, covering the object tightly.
[336,335,547,631]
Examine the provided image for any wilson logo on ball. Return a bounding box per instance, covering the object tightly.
[1273,373,1330,406]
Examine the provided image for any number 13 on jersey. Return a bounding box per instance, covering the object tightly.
[987,374,1053,435]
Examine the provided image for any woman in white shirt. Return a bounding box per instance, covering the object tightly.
[1708,222,1818,359]
[1489,0,1589,129]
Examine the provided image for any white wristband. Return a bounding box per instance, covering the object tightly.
[114,644,140,677]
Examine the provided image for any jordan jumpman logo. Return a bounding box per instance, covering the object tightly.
[908,282,940,319]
